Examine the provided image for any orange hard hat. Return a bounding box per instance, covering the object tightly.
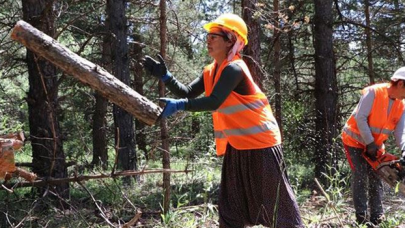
[203,13,248,45]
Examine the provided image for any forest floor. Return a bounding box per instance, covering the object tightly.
[299,187,405,228]
[2,158,405,228]
[1,179,405,228]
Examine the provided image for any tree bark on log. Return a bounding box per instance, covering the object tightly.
[11,20,161,126]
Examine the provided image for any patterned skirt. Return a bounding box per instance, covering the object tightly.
[218,144,304,228]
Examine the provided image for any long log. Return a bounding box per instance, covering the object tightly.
[11,20,161,125]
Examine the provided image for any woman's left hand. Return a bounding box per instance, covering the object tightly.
[159,98,186,118]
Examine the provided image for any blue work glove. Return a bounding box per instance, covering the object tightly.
[159,98,186,118]
[366,142,378,161]
[141,54,171,82]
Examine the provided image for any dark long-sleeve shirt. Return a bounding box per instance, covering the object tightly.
[164,62,255,111]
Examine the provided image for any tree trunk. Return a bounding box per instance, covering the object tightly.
[106,0,137,181]
[393,0,404,64]
[92,93,108,168]
[11,20,162,125]
[22,0,69,203]
[364,0,375,84]
[272,0,283,132]
[190,116,200,138]
[313,0,338,185]
[92,14,112,169]
[242,0,264,90]
[131,34,148,160]
[159,0,171,215]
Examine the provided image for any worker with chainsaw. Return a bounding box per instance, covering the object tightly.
[342,67,405,226]
[142,13,303,228]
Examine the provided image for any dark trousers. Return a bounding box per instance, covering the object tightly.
[344,145,383,217]
[218,144,303,228]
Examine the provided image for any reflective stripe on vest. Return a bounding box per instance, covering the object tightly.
[215,119,278,139]
[217,98,269,114]
[214,131,226,139]
[342,126,365,144]
[369,126,393,135]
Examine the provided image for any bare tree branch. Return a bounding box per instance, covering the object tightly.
[1,168,192,190]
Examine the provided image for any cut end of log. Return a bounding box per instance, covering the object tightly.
[10,20,25,41]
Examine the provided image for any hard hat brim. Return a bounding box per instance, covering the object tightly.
[203,22,248,45]
[203,22,220,32]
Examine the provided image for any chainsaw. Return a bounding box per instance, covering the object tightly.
[363,151,405,195]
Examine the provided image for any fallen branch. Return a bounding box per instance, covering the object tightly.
[1,184,12,193]
[314,178,344,227]
[78,181,115,227]
[1,169,192,190]
[122,211,142,228]
[11,198,41,228]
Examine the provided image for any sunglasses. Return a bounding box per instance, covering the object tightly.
[206,32,229,41]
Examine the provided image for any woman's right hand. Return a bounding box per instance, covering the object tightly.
[366,142,379,161]
[141,54,170,80]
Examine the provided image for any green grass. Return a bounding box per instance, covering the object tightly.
[2,148,405,227]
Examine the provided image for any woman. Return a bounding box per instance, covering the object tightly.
[142,13,303,228]
[342,67,405,226]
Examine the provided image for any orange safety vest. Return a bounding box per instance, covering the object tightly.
[342,83,405,148]
[203,55,281,156]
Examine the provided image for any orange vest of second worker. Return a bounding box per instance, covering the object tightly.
[203,55,281,156]
[342,83,405,149]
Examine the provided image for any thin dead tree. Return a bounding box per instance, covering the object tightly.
[364,0,375,84]
[159,0,171,215]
